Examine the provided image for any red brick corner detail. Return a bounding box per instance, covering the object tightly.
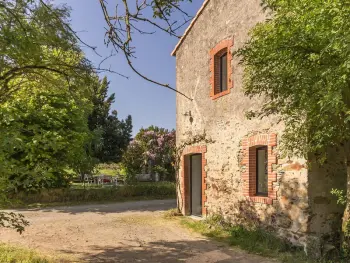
[180,145,208,216]
[209,38,234,100]
[241,133,277,205]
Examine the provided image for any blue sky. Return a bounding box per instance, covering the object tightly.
[54,0,204,135]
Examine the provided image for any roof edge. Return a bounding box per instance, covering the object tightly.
[171,0,211,56]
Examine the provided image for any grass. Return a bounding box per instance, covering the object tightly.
[163,208,183,218]
[4,182,176,209]
[180,216,347,263]
[0,244,54,263]
[97,169,118,176]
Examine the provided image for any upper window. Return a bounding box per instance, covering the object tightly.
[219,52,228,93]
[210,39,233,100]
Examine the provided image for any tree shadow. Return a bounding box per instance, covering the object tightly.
[58,239,275,263]
[10,199,177,215]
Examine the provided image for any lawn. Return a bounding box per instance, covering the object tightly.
[97,168,118,176]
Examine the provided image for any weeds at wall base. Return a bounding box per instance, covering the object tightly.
[180,215,350,263]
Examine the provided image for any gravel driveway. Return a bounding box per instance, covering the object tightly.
[0,200,276,262]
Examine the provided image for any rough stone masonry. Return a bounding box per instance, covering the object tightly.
[172,0,347,257]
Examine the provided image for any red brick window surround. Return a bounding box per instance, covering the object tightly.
[210,38,234,100]
[241,134,277,205]
[180,145,208,216]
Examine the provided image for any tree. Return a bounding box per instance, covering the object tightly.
[238,0,350,160]
[0,0,95,102]
[100,111,132,163]
[88,77,115,131]
[122,126,176,181]
[88,77,133,163]
[0,65,93,192]
[237,0,350,252]
[0,0,97,232]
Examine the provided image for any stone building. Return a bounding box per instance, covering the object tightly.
[172,0,346,254]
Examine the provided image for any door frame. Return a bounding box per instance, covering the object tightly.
[180,145,207,216]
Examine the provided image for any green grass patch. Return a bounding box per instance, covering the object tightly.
[180,217,332,263]
[0,244,54,263]
[163,208,183,218]
[4,182,176,209]
[96,169,118,176]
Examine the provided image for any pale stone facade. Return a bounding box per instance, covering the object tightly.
[172,0,346,255]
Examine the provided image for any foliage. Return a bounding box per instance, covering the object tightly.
[88,77,133,163]
[151,0,193,19]
[0,77,93,192]
[181,216,324,263]
[88,77,115,131]
[122,126,176,181]
[0,212,29,234]
[331,188,347,206]
[0,0,97,233]
[0,244,54,263]
[100,111,132,163]
[97,162,120,171]
[238,0,350,160]
[5,182,176,207]
[0,0,93,102]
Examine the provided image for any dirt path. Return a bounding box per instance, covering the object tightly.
[0,200,276,262]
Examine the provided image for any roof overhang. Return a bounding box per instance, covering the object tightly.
[171,0,211,56]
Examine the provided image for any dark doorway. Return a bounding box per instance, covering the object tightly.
[190,154,202,216]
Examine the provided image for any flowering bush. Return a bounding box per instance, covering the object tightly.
[122,126,176,181]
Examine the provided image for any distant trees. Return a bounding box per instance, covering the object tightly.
[88,76,133,164]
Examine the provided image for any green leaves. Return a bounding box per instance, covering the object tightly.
[0,0,93,103]
[151,0,192,19]
[239,0,350,159]
[0,212,29,234]
[0,0,97,193]
[87,77,133,164]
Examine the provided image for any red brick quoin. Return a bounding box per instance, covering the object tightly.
[209,38,234,100]
[241,134,277,205]
[180,145,208,216]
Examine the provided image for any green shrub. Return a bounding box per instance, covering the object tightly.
[5,182,176,208]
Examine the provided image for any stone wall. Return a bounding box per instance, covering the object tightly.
[174,0,346,252]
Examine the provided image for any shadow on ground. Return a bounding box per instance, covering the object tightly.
[10,199,177,215]
[59,239,276,263]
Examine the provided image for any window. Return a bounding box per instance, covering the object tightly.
[241,133,278,205]
[256,146,268,196]
[220,53,228,92]
[213,50,228,95]
[209,39,233,100]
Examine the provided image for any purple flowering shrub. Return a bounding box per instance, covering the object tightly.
[122,126,176,181]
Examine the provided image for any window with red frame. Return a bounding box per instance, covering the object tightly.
[214,49,228,95]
